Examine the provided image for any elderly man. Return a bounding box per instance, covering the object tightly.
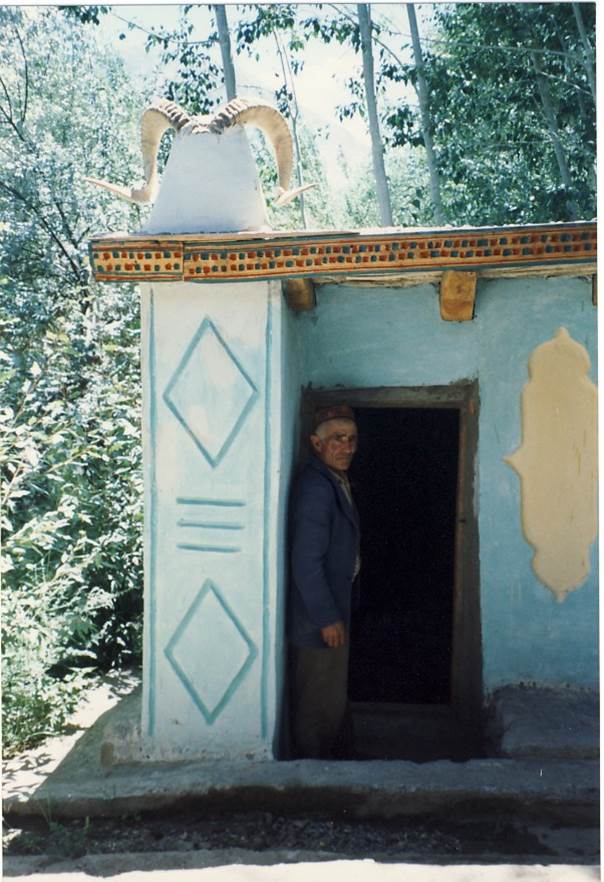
[289,405,361,759]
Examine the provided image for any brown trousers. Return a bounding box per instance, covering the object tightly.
[292,643,352,759]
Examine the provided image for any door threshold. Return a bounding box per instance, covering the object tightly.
[350,702,483,762]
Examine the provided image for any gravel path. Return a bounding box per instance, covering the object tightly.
[3,809,599,864]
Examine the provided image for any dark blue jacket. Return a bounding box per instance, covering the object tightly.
[289,455,361,648]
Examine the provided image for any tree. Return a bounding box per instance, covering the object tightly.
[571,2,596,103]
[63,4,595,227]
[214,4,237,100]
[357,4,393,226]
[1,7,147,753]
[530,46,579,219]
[362,2,595,224]
[286,4,400,225]
[338,144,431,229]
[405,3,445,224]
[422,3,595,223]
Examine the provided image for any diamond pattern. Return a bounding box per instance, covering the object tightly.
[163,318,258,467]
[164,579,257,725]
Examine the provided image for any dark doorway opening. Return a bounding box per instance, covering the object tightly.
[298,384,482,762]
[349,407,459,705]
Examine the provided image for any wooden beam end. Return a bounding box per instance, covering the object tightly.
[440,270,477,321]
[284,278,316,312]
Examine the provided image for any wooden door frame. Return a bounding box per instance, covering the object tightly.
[301,382,482,724]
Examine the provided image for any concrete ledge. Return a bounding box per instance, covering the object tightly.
[486,686,599,759]
[4,755,599,825]
[3,679,599,829]
[100,687,143,766]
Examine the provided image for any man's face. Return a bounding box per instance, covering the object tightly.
[310,418,358,472]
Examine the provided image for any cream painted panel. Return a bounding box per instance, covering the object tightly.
[505,327,598,601]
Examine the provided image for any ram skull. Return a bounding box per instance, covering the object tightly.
[85,96,313,210]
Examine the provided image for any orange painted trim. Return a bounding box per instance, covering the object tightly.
[89,222,597,284]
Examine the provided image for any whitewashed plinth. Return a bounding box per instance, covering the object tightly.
[144,127,269,234]
[134,279,283,761]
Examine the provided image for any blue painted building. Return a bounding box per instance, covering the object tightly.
[88,98,598,762]
[284,274,597,691]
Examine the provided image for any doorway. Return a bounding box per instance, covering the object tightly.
[348,406,459,705]
[303,384,482,761]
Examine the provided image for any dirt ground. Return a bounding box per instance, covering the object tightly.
[3,809,600,865]
[3,674,599,869]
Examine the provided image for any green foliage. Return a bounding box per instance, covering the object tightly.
[235,4,300,55]
[10,816,91,859]
[380,2,596,224]
[60,3,595,227]
[1,7,146,754]
[60,6,109,27]
[337,147,432,229]
[252,123,337,230]
[298,7,362,52]
[2,653,88,757]
[144,8,222,115]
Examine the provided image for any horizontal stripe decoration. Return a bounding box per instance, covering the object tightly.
[89,222,596,284]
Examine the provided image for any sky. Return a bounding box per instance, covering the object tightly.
[93,3,429,185]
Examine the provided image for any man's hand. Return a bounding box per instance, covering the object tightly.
[321,620,346,648]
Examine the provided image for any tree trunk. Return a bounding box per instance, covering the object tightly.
[406,3,446,225]
[572,3,596,105]
[357,3,393,226]
[552,14,587,116]
[553,23,595,201]
[531,50,580,219]
[214,5,237,100]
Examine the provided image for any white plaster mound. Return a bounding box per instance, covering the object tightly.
[144,126,269,234]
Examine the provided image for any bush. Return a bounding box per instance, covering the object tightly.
[1,8,147,754]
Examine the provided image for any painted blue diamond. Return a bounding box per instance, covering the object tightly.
[163,318,258,467]
[164,579,257,725]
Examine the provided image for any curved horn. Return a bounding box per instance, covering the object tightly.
[208,98,315,204]
[85,99,191,204]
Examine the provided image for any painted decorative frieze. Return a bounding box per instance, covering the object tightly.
[89,222,596,284]
[505,327,598,601]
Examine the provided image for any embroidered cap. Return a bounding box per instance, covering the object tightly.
[312,404,356,432]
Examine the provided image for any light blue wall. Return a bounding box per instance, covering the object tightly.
[475,277,597,690]
[272,299,305,752]
[293,276,598,692]
[301,283,478,388]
